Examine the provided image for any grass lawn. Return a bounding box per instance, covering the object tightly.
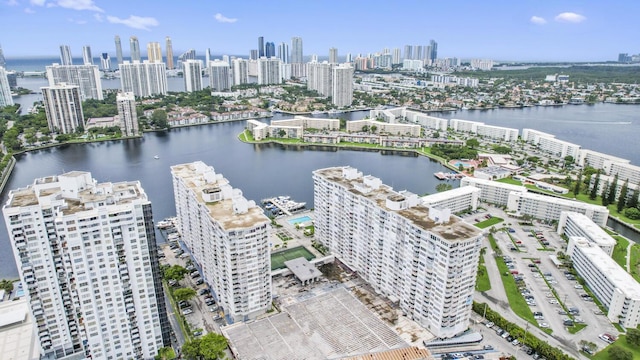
[571,193,640,228]
[475,217,504,229]
[271,246,316,270]
[494,256,537,325]
[630,244,640,282]
[496,178,522,186]
[612,236,629,269]
[592,335,640,360]
[567,323,587,334]
[476,251,491,292]
[487,234,500,253]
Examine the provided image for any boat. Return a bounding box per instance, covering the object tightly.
[154,155,160,159]
[156,220,172,229]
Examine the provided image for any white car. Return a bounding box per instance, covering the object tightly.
[538,322,549,328]
[182,308,194,315]
[574,284,583,289]
[485,322,494,328]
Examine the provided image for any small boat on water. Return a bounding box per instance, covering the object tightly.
[154,155,160,159]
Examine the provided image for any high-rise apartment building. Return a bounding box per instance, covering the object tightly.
[277,42,289,63]
[82,45,93,65]
[307,61,333,97]
[392,48,401,64]
[177,49,196,69]
[258,36,265,58]
[46,64,103,100]
[117,92,139,136]
[100,53,111,71]
[291,37,303,64]
[182,60,203,92]
[257,57,281,85]
[129,36,141,62]
[165,36,174,69]
[404,45,412,61]
[119,60,168,97]
[232,58,248,86]
[171,161,272,322]
[249,50,258,60]
[345,53,353,63]
[429,39,438,61]
[41,83,84,134]
[329,47,338,64]
[147,42,162,63]
[313,166,483,338]
[205,48,212,67]
[115,35,124,65]
[332,64,354,107]
[3,171,171,359]
[209,60,231,91]
[0,67,14,107]
[0,44,6,68]
[265,42,276,58]
[59,45,73,65]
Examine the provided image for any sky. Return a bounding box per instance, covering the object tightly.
[0,0,638,62]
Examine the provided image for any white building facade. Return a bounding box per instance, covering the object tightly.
[41,83,84,134]
[0,66,13,107]
[421,186,480,213]
[2,171,171,359]
[119,60,168,98]
[209,60,231,91]
[460,176,527,207]
[506,191,609,227]
[183,60,203,92]
[313,167,483,338]
[46,64,103,100]
[257,58,281,85]
[557,211,616,256]
[117,92,139,137]
[171,162,272,322]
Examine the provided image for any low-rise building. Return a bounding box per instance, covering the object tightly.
[460,177,526,206]
[577,149,630,170]
[507,191,609,227]
[421,186,480,213]
[588,174,638,204]
[0,298,39,360]
[558,212,616,256]
[603,161,640,185]
[347,119,421,137]
[370,107,448,131]
[474,166,512,181]
[449,119,518,141]
[567,237,640,328]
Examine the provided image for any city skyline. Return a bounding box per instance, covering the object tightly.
[0,0,637,61]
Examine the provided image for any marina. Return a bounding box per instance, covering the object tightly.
[434,171,466,180]
[262,196,307,217]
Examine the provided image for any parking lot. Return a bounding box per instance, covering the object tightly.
[469,204,619,357]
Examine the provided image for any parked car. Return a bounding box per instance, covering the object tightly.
[483,345,493,350]
[182,308,193,315]
[195,278,204,285]
[199,288,210,295]
[485,322,494,328]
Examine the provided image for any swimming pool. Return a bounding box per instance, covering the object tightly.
[454,162,471,168]
[287,215,312,225]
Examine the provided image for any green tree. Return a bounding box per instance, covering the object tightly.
[625,208,640,220]
[574,170,582,196]
[0,279,14,293]
[564,155,574,167]
[181,338,202,360]
[151,109,168,129]
[601,181,610,206]
[590,171,601,200]
[199,333,228,360]
[608,346,633,360]
[608,174,619,205]
[436,183,453,192]
[361,125,369,133]
[370,125,377,133]
[163,265,188,281]
[173,287,196,302]
[277,129,286,138]
[466,138,480,148]
[433,131,440,138]
[617,179,629,213]
[155,347,177,360]
[628,184,640,209]
[626,328,640,347]
[492,145,511,154]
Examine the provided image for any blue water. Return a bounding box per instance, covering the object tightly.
[288,216,312,225]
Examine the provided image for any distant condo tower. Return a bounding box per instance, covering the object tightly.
[265,42,275,58]
[41,83,84,134]
[3,171,171,359]
[205,48,211,67]
[290,36,305,77]
[147,42,162,62]
[129,36,141,62]
[209,60,231,91]
[0,44,6,68]
[59,45,73,65]
[117,92,139,136]
[329,47,338,64]
[182,59,203,92]
[0,67,14,107]
[82,45,93,65]
[119,60,168,97]
[277,42,289,63]
[100,52,111,71]
[46,63,103,100]
[115,35,124,65]
[165,36,174,69]
[258,36,265,58]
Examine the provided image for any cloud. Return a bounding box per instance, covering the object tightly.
[555,12,586,23]
[56,0,102,12]
[6,0,19,6]
[24,6,34,13]
[93,13,103,22]
[107,15,159,31]
[530,16,546,25]
[30,0,45,5]
[214,13,237,23]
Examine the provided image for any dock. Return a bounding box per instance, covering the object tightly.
[262,196,306,217]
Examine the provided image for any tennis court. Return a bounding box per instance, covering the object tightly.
[271,246,316,270]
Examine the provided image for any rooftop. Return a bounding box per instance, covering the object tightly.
[284,257,322,283]
[562,212,616,247]
[461,177,526,192]
[0,299,39,360]
[315,167,481,241]
[421,186,479,204]
[514,191,608,212]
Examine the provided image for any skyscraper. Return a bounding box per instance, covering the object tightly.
[429,39,438,61]
[100,52,111,71]
[329,47,338,64]
[182,60,203,92]
[277,42,289,63]
[165,36,174,69]
[177,49,196,69]
[413,45,423,61]
[0,44,6,68]
[257,57,281,85]
[59,45,73,65]
[313,166,483,338]
[307,61,333,97]
[115,35,124,65]
[0,67,14,107]
[291,37,303,63]
[205,48,211,67]
[171,161,272,322]
[209,60,231,91]
[46,64,103,100]
[392,48,401,64]
[331,64,354,107]
[258,36,265,58]
[41,83,84,133]
[147,42,162,63]
[232,58,248,86]
[404,45,412,61]
[3,171,171,359]
[119,60,168,97]
[249,50,258,60]
[81,45,93,65]
[129,36,141,62]
[345,53,353,63]
[117,92,139,136]
[265,42,276,58]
